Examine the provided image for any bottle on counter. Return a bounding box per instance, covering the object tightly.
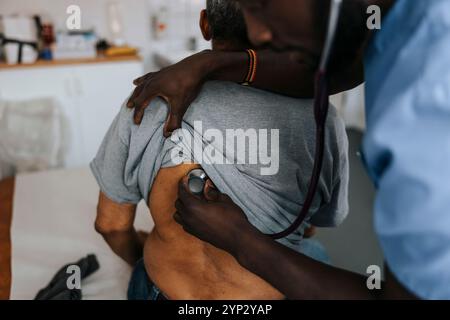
[151,5,169,40]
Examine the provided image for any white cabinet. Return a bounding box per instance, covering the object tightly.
[0,58,143,168]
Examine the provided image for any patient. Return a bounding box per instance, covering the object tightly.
[91,0,349,300]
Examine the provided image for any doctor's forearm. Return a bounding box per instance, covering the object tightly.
[206,50,315,98]
[235,227,377,299]
[204,49,363,98]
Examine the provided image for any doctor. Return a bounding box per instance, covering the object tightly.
[128,0,450,299]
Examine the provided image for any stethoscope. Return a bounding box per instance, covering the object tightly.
[188,0,343,240]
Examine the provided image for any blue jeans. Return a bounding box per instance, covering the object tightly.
[127,259,165,300]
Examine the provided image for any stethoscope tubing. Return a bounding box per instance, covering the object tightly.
[268,0,343,239]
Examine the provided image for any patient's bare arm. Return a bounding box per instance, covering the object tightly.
[95,192,146,266]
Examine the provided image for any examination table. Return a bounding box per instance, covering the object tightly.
[0,168,151,300]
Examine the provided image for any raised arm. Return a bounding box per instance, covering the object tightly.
[127,49,363,136]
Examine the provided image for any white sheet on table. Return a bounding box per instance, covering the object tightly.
[10,168,153,300]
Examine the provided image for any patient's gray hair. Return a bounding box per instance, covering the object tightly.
[206,0,249,44]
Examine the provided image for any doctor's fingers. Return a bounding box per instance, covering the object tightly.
[127,73,157,108]
[173,209,195,234]
[126,83,145,108]
[178,173,230,205]
[174,198,203,230]
[133,90,167,124]
[173,210,184,225]
[163,112,183,138]
[163,83,204,136]
[133,71,156,86]
[173,211,196,236]
[203,181,232,204]
[203,179,219,202]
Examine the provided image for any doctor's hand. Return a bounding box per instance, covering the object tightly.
[173,176,260,257]
[127,50,212,137]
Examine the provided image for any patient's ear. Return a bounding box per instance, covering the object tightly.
[199,10,212,41]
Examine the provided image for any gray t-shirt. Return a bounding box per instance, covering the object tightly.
[91,81,349,250]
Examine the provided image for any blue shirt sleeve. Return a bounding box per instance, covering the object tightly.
[364,2,450,299]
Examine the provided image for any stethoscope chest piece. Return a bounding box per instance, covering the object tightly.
[187,169,208,196]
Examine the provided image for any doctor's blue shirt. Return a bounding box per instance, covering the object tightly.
[364,0,450,299]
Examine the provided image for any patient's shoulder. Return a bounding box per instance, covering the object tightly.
[112,95,170,141]
[187,81,315,122]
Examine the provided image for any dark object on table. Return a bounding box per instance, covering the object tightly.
[96,39,111,56]
[0,33,38,64]
[34,254,100,300]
